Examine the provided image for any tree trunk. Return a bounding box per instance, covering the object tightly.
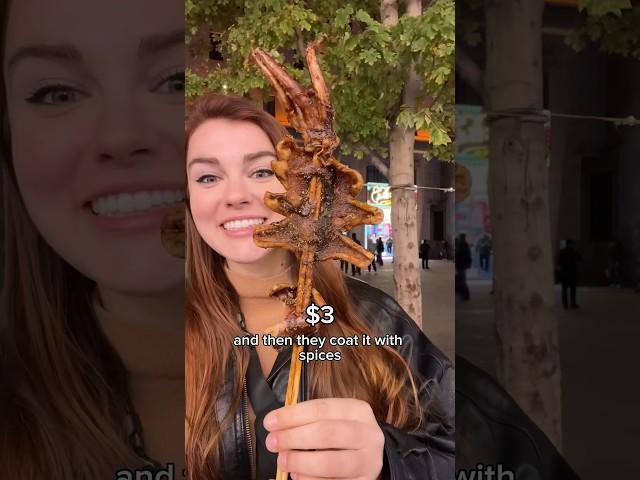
[382,0,423,326]
[485,0,562,448]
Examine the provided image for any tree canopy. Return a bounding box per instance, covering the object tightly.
[457,0,640,59]
[567,0,640,58]
[186,0,455,161]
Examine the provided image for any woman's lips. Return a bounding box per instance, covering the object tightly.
[221,217,266,237]
[89,189,184,216]
[86,204,172,234]
[84,189,185,234]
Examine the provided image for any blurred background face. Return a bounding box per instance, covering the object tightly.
[3,0,184,296]
[187,118,286,264]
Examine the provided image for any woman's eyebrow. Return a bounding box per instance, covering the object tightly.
[138,28,185,58]
[188,157,219,170]
[244,151,276,163]
[5,29,185,72]
[6,44,81,72]
[187,151,274,170]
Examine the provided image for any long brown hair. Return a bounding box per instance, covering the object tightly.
[0,1,142,477]
[185,94,424,479]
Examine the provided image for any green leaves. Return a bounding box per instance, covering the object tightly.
[187,0,455,161]
[567,3,640,58]
[577,0,632,17]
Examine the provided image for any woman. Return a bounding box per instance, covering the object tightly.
[0,0,185,477]
[185,93,454,480]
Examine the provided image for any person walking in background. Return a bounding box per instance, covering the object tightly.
[386,237,393,255]
[455,234,472,301]
[476,234,492,272]
[351,233,362,276]
[441,240,450,260]
[420,240,431,269]
[367,238,378,273]
[556,239,581,309]
[376,237,385,266]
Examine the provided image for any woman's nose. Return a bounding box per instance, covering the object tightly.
[94,96,156,165]
[224,177,252,207]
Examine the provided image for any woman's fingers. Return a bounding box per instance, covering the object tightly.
[279,448,382,479]
[264,399,385,479]
[264,398,376,432]
[266,420,381,452]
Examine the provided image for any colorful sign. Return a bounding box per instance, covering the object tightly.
[365,183,393,251]
[367,183,392,206]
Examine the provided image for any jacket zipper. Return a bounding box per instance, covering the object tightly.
[243,380,256,480]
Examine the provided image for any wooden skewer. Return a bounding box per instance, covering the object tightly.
[275,178,322,480]
[275,343,303,480]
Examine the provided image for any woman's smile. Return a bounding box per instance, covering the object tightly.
[83,185,185,234]
[221,216,267,236]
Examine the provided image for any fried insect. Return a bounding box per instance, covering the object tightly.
[250,42,383,480]
[252,42,383,332]
[264,284,328,346]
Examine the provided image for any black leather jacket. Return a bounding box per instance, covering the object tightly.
[456,356,580,480]
[218,276,455,479]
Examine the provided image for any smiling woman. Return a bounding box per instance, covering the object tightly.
[188,116,285,267]
[0,0,185,478]
[185,94,455,480]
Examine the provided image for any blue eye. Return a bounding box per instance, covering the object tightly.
[196,174,220,184]
[152,70,184,94]
[26,85,87,106]
[251,168,274,179]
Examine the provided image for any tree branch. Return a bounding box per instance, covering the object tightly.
[359,144,390,178]
[295,28,308,70]
[380,0,399,26]
[456,45,485,100]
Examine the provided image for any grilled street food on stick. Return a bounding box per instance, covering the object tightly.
[250,42,383,480]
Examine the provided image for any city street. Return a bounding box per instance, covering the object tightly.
[345,257,455,361]
[457,280,640,480]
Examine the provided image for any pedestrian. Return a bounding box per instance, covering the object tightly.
[351,233,362,276]
[476,234,492,272]
[419,240,431,269]
[441,240,449,260]
[455,234,472,301]
[376,237,385,266]
[386,237,393,255]
[556,239,581,309]
[367,238,378,273]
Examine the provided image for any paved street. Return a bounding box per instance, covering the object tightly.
[345,257,455,361]
[457,280,640,480]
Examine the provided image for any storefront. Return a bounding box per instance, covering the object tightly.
[365,183,393,252]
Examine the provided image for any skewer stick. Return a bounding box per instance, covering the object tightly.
[275,179,322,480]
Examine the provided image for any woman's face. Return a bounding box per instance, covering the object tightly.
[187,118,286,264]
[3,0,184,296]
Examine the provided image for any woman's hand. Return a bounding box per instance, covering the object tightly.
[264,398,385,480]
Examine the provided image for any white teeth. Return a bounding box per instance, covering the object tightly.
[133,192,151,210]
[151,191,164,207]
[223,218,265,231]
[90,189,184,216]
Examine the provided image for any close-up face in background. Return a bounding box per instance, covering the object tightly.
[187,118,286,265]
[3,0,184,297]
